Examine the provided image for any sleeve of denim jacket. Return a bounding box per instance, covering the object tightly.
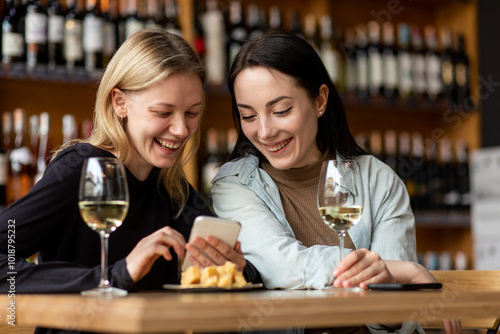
[211,175,341,290]
[360,156,417,262]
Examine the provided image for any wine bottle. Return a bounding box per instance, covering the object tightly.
[0,115,9,211]
[25,0,48,75]
[268,6,282,30]
[354,24,369,102]
[455,139,470,210]
[62,114,78,144]
[410,132,426,210]
[382,130,397,172]
[35,112,52,183]
[83,0,104,74]
[117,0,128,45]
[343,27,357,98]
[397,131,413,199]
[192,0,205,58]
[369,130,383,160]
[410,26,426,100]
[367,20,383,98]
[397,23,413,101]
[246,3,262,41]
[319,15,342,91]
[164,0,182,36]
[9,108,33,203]
[439,138,458,210]
[288,9,302,36]
[303,13,318,51]
[425,140,441,210]
[454,33,471,107]
[145,0,161,30]
[46,0,65,71]
[201,128,221,201]
[382,22,398,101]
[440,28,455,106]
[125,0,145,40]
[28,114,39,177]
[102,0,118,68]
[227,0,247,71]
[64,0,85,72]
[424,26,442,103]
[201,0,225,86]
[2,0,27,75]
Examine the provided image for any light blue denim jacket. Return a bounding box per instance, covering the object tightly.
[211,154,417,290]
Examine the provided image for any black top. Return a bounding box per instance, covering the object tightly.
[0,143,261,297]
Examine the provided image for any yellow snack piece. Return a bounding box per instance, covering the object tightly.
[181,261,248,288]
[180,265,201,285]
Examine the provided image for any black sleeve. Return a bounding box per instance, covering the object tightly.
[0,144,137,293]
[243,260,263,284]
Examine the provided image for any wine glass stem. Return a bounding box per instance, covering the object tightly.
[98,232,111,289]
[338,231,346,263]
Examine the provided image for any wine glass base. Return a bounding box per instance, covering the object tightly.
[81,286,128,298]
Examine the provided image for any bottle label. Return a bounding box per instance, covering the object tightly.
[64,20,83,61]
[0,154,7,186]
[103,22,117,55]
[368,49,383,92]
[383,53,398,89]
[2,32,24,57]
[48,15,65,43]
[26,12,48,44]
[412,54,426,94]
[456,63,467,87]
[442,61,453,85]
[321,47,340,84]
[125,19,144,40]
[83,15,104,52]
[398,52,413,94]
[426,54,442,98]
[10,146,32,172]
[201,11,226,86]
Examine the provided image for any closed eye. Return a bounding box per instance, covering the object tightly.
[274,106,293,116]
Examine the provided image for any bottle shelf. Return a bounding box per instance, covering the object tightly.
[414,209,470,228]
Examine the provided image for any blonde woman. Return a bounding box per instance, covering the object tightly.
[0,30,257,295]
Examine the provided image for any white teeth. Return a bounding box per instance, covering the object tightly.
[267,139,290,152]
[156,138,181,149]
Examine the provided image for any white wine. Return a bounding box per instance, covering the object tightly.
[319,205,363,232]
[79,200,128,234]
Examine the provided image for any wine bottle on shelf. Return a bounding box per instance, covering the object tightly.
[268,6,283,30]
[288,9,302,36]
[28,114,39,176]
[164,0,182,36]
[343,27,357,98]
[397,131,414,199]
[354,24,369,102]
[2,0,27,75]
[382,22,398,102]
[226,128,237,160]
[35,112,52,183]
[9,108,33,203]
[455,139,470,210]
[201,0,225,86]
[25,0,48,76]
[201,128,221,201]
[227,0,247,71]
[303,13,318,51]
[454,33,471,107]
[117,0,128,45]
[145,0,162,30]
[46,0,65,72]
[62,114,78,144]
[367,20,383,98]
[81,119,93,139]
[246,3,262,41]
[397,23,413,101]
[83,0,104,74]
[125,0,145,40]
[2,112,14,155]
[410,26,426,101]
[410,132,426,210]
[425,139,442,210]
[382,130,397,173]
[424,25,442,103]
[102,0,118,68]
[64,0,85,74]
[369,130,383,160]
[440,28,455,106]
[439,138,459,210]
[0,116,9,211]
[319,15,342,90]
[192,0,205,58]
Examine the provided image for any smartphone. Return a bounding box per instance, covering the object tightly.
[367,283,443,291]
[181,216,241,271]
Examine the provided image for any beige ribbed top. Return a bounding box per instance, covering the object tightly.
[261,156,355,250]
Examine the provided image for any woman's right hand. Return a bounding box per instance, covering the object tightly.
[125,226,187,282]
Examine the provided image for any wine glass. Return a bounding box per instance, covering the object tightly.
[78,157,129,297]
[318,159,364,264]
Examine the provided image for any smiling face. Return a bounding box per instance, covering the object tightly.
[112,71,203,180]
[234,66,328,170]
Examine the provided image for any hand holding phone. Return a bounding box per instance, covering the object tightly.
[182,216,241,271]
[367,283,443,291]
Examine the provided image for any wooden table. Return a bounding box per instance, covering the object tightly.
[2,287,500,333]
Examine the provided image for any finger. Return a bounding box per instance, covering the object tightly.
[186,243,216,267]
[234,241,242,253]
[192,237,227,265]
[333,249,367,277]
[206,236,246,271]
[335,251,383,283]
[156,227,187,258]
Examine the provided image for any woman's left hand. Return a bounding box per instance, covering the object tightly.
[185,236,246,271]
[332,248,395,289]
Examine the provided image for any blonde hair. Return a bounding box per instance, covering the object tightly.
[54,30,206,217]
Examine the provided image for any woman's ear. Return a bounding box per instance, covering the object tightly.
[317,84,329,116]
[111,88,127,118]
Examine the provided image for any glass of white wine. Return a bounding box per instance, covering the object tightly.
[78,157,129,297]
[318,159,364,264]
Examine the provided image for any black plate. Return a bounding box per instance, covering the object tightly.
[162,283,264,292]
